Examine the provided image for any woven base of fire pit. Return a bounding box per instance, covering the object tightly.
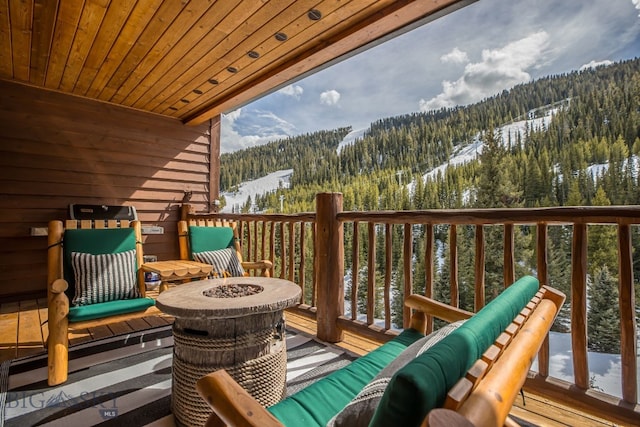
[155,277,301,427]
[172,338,286,427]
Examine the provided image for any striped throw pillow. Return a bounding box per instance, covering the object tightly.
[192,248,245,278]
[327,320,464,427]
[71,249,140,306]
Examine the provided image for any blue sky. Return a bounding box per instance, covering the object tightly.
[221,0,640,153]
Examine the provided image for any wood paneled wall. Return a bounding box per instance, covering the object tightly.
[0,80,213,300]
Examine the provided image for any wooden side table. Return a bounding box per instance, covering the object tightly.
[141,260,213,293]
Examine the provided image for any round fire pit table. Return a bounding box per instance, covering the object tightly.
[156,277,301,427]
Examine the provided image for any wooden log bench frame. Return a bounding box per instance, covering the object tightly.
[196,279,565,427]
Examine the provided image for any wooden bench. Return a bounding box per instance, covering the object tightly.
[196,276,565,427]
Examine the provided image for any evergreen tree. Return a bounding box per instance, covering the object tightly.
[588,187,618,276]
[587,266,620,353]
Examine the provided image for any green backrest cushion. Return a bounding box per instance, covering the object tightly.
[63,228,137,300]
[188,226,235,256]
[267,328,424,427]
[369,275,540,427]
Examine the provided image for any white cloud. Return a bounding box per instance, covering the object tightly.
[579,59,614,70]
[633,0,640,16]
[419,31,550,112]
[279,84,304,99]
[441,47,469,64]
[220,108,294,153]
[225,108,242,122]
[320,89,341,106]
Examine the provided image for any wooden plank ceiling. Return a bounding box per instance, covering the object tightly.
[0,0,472,126]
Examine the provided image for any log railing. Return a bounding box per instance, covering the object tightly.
[181,194,640,424]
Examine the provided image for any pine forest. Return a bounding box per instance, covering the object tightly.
[220,58,640,354]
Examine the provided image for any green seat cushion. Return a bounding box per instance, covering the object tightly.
[68,297,155,322]
[63,228,138,301]
[369,275,540,427]
[188,226,235,256]
[267,328,424,427]
[329,321,464,427]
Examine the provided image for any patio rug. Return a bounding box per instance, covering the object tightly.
[0,326,355,427]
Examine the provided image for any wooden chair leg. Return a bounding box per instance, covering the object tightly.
[48,279,69,386]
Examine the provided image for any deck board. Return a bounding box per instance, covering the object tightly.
[16,300,43,358]
[36,297,49,346]
[87,324,114,341]
[0,297,623,427]
[0,301,19,360]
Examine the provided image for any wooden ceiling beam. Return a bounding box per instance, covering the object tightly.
[184,0,476,126]
[156,0,373,118]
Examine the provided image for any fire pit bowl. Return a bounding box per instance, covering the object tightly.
[203,283,263,298]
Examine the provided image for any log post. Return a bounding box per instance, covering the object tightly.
[315,193,344,343]
[48,278,69,386]
[133,220,146,297]
[47,220,64,304]
[178,220,190,261]
[180,203,194,220]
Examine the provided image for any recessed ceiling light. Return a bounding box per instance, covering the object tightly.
[180,98,190,103]
[169,106,178,111]
[308,9,321,20]
[248,51,260,59]
[275,32,288,41]
[208,78,218,85]
[227,66,238,73]
[193,89,203,95]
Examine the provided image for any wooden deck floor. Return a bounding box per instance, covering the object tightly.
[0,296,623,427]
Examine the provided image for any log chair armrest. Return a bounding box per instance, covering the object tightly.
[241,260,273,277]
[405,294,474,324]
[241,260,273,270]
[197,370,283,427]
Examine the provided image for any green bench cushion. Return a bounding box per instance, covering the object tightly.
[267,328,424,427]
[68,297,155,322]
[369,275,540,426]
[188,226,235,255]
[63,228,138,301]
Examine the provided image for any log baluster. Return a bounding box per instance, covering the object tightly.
[618,223,637,404]
[571,223,589,390]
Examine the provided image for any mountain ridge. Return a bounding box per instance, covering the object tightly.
[220,57,640,213]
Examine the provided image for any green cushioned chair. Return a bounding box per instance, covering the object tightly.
[47,219,155,386]
[178,219,273,277]
[196,276,556,427]
[369,275,539,426]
